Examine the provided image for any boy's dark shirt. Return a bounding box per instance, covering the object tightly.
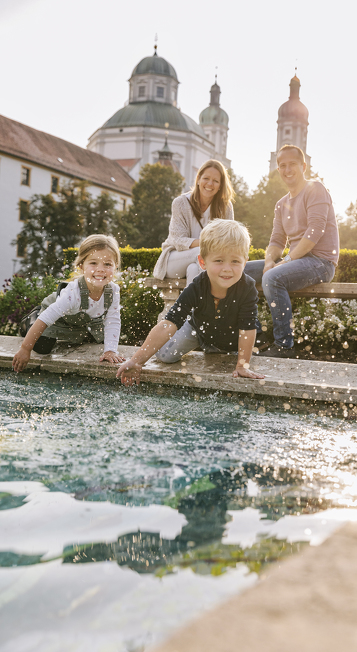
[165,271,258,352]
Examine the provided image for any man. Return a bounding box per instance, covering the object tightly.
[245,145,339,358]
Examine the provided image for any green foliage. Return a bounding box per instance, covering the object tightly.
[334,249,357,282]
[120,246,161,273]
[127,163,185,248]
[0,275,58,335]
[164,476,216,509]
[119,267,164,345]
[258,295,357,354]
[248,246,266,260]
[15,181,136,278]
[63,245,162,275]
[155,538,306,578]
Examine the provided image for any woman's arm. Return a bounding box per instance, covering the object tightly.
[12,319,48,372]
[167,196,198,251]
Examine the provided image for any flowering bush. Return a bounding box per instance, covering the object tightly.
[258,297,357,354]
[119,266,164,345]
[0,275,58,336]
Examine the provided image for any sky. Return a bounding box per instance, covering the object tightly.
[0,0,356,217]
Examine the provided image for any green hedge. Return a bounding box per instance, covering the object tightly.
[63,246,161,275]
[334,249,357,283]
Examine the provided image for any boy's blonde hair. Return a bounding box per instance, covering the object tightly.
[74,234,121,270]
[199,219,251,260]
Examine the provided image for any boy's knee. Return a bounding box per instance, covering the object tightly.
[155,350,182,364]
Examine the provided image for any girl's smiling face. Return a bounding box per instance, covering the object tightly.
[80,248,116,295]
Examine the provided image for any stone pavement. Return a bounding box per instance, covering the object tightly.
[151,522,357,652]
[0,336,356,412]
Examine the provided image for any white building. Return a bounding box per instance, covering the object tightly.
[0,114,134,283]
[87,48,231,187]
[270,74,311,172]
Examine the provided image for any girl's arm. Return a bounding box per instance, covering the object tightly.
[233,329,265,379]
[12,319,48,372]
[100,284,125,364]
[116,320,177,385]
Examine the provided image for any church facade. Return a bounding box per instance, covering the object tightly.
[270,74,311,172]
[87,48,231,188]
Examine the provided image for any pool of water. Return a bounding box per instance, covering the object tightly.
[1,370,357,651]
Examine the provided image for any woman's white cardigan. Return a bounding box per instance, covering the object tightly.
[153,194,234,279]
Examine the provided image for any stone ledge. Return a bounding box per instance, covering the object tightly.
[1,336,356,411]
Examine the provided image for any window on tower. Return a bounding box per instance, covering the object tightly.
[138,86,145,97]
[284,128,291,136]
[156,87,164,98]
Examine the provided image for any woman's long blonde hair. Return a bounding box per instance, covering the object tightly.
[189,159,235,226]
[73,234,120,277]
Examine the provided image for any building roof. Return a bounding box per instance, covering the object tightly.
[199,105,229,126]
[102,102,209,139]
[0,114,134,196]
[278,75,309,122]
[131,52,178,81]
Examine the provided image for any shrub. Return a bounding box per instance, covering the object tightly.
[0,275,58,336]
[119,267,164,345]
[62,246,162,275]
[334,249,357,283]
[257,296,357,354]
[119,246,161,273]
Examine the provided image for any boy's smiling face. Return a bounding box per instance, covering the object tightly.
[198,248,247,297]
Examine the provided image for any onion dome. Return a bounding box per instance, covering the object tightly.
[278,75,309,122]
[199,78,229,127]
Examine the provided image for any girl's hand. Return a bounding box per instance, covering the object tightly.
[99,351,126,364]
[12,347,31,373]
[233,366,265,380]
[116,359,143,386]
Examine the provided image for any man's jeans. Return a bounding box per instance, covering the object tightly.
[245,255,335,349]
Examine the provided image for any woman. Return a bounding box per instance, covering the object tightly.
[153,159,235,284]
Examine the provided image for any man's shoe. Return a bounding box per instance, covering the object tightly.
[259,343,296,359]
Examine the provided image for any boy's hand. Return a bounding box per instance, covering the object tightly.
[116,359,143,385]
[233,365,265,380]
[12,347,31,373]
[100,351,126,364]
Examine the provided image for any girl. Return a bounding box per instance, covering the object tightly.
[12,234,125,372]
[153,159,235,285]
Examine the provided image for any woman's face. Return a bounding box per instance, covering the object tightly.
[197,166,221,204]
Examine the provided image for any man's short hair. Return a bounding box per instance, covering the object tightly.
[277,144,305,165]
[199,219,251,260]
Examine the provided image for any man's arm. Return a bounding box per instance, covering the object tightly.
[232,329,265,380]
[263,244,284,273]
[116,320,177,385]
[274,236,315,267]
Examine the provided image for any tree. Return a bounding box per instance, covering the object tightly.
[127,164,185,248]
[242,171,288,249]
[337,201,357,249]
[15,181,137,277]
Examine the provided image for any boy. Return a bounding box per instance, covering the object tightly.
[116,219,265,385]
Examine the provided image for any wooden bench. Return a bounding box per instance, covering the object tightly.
[144,278,357,320]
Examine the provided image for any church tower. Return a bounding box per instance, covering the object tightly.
[270,73,311,172]
[199,77,230,168]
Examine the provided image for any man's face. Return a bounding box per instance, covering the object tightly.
[277,150,306,189]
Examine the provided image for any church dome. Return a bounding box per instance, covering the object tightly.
[131,52,178,81]
[278,75,309,122]
[199,79,229,127]
[199,105,229,126]
[102,101,208,138]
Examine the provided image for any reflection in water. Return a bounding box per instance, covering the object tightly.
[1,370,357,649]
